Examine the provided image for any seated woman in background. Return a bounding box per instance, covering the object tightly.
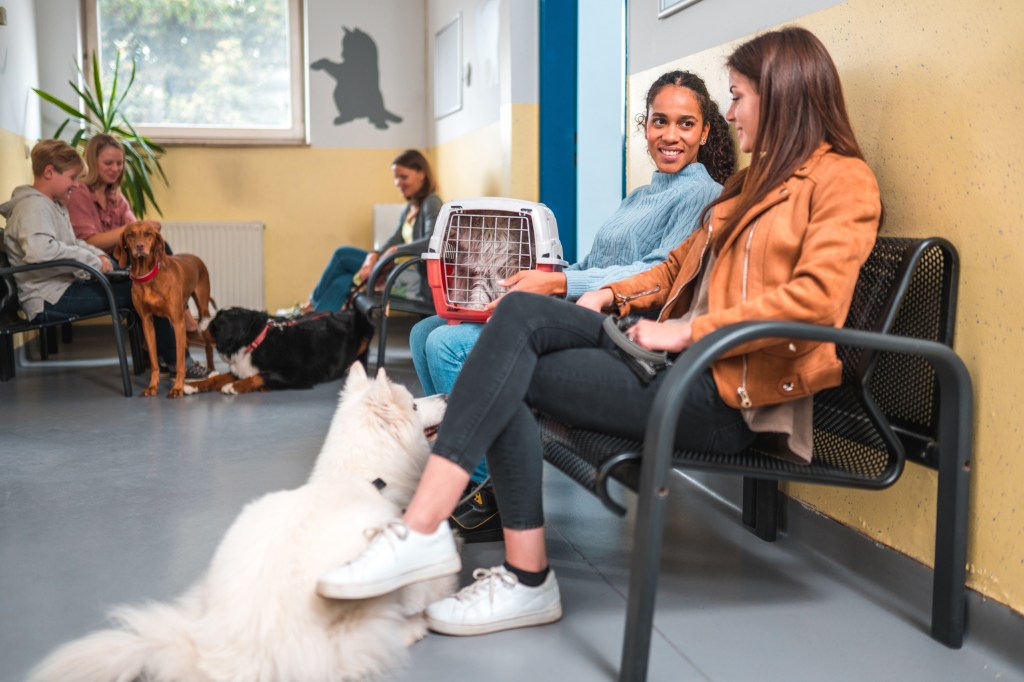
[65,133,142,254]
[280,149,442,316]
[412,70,735,542]
[317,26,882,636]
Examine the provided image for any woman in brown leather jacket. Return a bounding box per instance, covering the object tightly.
[316,27,883,637]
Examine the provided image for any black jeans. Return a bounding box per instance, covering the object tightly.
[432,293,756,530]
[40,277,182,367]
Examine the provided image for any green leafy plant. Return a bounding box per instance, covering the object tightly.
[33,50,167,218]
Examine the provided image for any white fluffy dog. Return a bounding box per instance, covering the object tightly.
[27,364,455,682]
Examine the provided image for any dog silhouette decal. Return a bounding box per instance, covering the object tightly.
[313,26,403,130]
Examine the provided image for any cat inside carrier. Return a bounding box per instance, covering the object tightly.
[423,197,567,323]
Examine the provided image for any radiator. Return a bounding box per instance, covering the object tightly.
[160,221,266,311]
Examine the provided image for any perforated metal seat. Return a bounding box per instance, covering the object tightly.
[538,237,971,682]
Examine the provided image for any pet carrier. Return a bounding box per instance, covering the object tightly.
[423,197,567,323]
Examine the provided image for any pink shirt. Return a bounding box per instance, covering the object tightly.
[65,181,136,247]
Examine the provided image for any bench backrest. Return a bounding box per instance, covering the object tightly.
[823,237,959,472]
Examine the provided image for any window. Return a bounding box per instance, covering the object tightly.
[83,0,306,145]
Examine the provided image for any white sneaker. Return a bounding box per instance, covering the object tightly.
[426,565,562,636]
[317,520,461,600]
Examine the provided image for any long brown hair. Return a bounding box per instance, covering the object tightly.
[635,70,736,185]
[391,149,437,206]
[704,27,865,251]
[82,133,126,190]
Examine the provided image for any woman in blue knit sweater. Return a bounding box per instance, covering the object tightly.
[412,71,735,540]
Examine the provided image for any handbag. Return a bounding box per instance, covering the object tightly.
[602,314,672,385]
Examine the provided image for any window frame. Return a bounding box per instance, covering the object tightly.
[81,0,308,146]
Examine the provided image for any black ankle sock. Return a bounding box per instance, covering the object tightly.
[503,561,549,587]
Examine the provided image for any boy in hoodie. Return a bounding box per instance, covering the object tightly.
[1,139,205,378]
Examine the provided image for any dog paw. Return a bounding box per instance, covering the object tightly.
[220,383,238,395]
[402,615,429,647]
[142,386,158,397]
[167,388,185,399]
[183,384,199,396]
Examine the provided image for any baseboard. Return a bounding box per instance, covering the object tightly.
[681,470,1024,671]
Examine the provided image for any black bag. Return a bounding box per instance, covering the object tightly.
[602,314,672,385]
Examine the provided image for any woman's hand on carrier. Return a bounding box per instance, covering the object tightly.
[627,318,693,353]
[576,288,614,313]
[484,270,568,310]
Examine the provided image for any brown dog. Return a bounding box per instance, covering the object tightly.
[114,221,216,398]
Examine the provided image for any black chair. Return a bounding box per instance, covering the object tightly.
[539,237,971,681]
[352,237,436,371]
[0,232,141,396]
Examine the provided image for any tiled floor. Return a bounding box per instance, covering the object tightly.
[1,321,1022,682]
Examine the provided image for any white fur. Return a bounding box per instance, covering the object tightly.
[26,364,454,682]
[224,349,259,381]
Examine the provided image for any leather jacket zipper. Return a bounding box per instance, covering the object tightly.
[737,220,760,409]
[658,224,714,321]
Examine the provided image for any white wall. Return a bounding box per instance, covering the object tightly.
[628,0,844,75]
[576,0,625,259]
[0,0,42,141]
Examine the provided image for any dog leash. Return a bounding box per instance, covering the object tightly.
[247,312,334,353]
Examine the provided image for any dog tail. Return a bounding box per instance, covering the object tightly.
[25,601,204,682]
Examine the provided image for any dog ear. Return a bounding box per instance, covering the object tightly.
[153,231,167,261]
[343,361,368,391]
[113,231,129,267]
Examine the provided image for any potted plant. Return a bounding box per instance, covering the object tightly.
[33,50,167,218]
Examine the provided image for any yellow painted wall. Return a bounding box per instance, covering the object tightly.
[150,102,538,312]
[629,0,1024,614]
[151,147,412,311]
[433,103,539,203]
[0,129,33,203]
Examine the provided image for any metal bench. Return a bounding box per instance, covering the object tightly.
[538,236,972,681]
[351,237,436,371]
[1,230,142,396]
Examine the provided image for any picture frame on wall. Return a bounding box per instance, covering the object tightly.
[434,13,463,119]
[658,0,705,20]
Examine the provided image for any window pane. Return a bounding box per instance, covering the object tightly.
[96,0,293,130]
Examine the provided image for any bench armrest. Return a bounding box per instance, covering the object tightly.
[644,320,972,463]
[364,237,430,293]
[0,259,126,320]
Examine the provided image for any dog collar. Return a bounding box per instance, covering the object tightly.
[130,260,160,283]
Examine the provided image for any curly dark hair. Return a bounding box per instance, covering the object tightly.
[634,70,736,185]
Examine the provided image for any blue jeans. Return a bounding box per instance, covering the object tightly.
[431,293,756,530]
[310,246,367,313]
[40,277,185,367]
[410,315,489,483]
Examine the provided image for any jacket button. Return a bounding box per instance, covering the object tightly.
[788,342,797,352]
[782,382,794,392]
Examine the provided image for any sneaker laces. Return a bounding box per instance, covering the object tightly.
[455,566,518,603]
[358,520,410,558]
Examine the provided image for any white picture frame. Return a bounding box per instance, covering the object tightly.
[434,13,463,119]
[658,0,705,20]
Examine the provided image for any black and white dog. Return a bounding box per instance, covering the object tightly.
[189,307,373,394]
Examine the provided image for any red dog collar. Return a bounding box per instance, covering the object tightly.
[130,260,160,283]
